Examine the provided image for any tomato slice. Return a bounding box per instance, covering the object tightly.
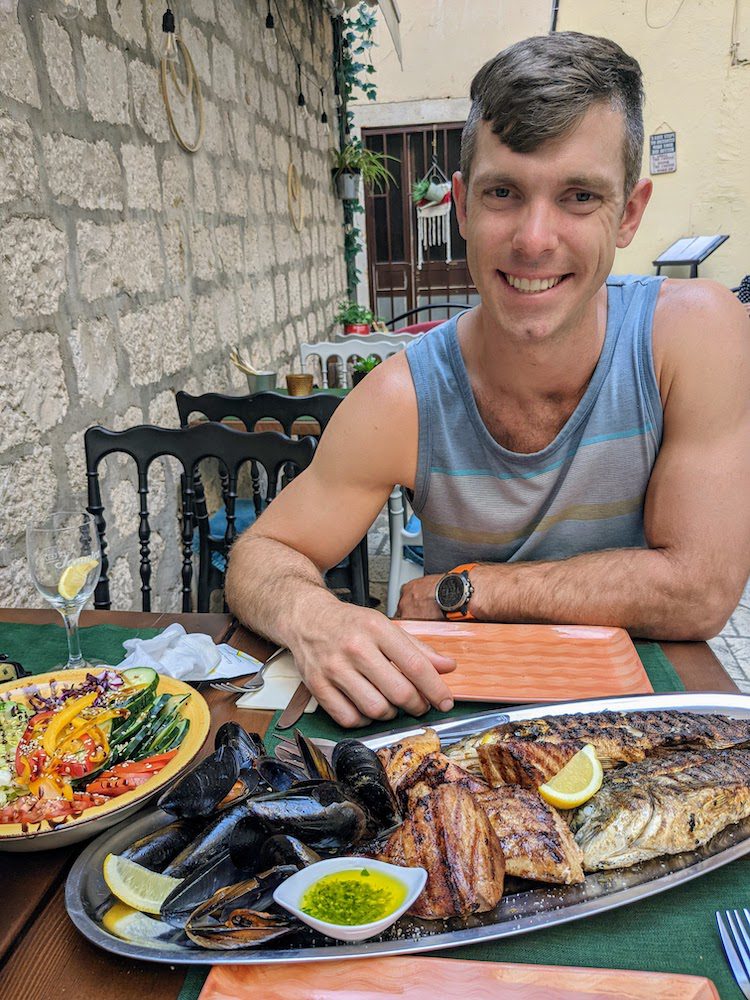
[83,749,179,796]
[113,750,179,775]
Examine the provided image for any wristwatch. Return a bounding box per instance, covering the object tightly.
[435,563,478,621]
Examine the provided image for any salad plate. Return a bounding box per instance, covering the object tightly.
[0,667,209,851]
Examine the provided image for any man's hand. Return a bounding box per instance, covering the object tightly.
[289,601,456,728]
[394,575,444,620]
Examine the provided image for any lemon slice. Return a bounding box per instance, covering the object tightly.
[57,557,99,600]
[538,744,603,809]
[102,902,175,943]
[103,854,183,915]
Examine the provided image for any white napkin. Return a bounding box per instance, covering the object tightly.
[236,649,317,713]
[113,623,263,681]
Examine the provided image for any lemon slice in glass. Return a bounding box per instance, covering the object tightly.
[103,854,183,915]
[538,743,603,809]
[57,557,99,600]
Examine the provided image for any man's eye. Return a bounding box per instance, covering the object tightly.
[575,192,593,202]
[492,187,511,198]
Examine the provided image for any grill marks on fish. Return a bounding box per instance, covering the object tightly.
[476,785,584,884]
[570,748,750,870]
[446,711,750,772]
[478,740,583,789]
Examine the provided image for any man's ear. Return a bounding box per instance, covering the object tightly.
[453,171,468,239]
[616,178,653,249]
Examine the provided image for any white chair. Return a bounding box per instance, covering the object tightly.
[386,485,424,617]
[300,338,416,388]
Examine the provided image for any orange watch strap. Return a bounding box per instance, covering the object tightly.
[445,563,478,621]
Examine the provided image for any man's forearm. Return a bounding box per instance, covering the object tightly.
[224,534,340,648]
[472,547,731,640]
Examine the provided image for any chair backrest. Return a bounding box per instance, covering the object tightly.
[175,390,343,436]
[386,302,471,330]
[300,338,410,388]
[84,422,317,613]
[386,486,424,617]
[393,320,443,334]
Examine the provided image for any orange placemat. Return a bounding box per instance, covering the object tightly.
[396,622,652,702]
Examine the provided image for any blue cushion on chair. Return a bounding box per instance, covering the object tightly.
[192,498,258,573]
[403,513,424,566]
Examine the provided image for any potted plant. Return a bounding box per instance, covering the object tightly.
[352,354,381,386]
[330,139,396,200]
[334,299,374,335]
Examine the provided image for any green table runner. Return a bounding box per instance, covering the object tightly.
[179,642,745,1000]
[0,622,162,676]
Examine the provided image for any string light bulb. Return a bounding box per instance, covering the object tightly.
[160,5,178,64]
[320,88,328,125]
[265,0,275,29]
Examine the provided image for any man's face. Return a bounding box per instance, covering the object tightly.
[454,103,652,345]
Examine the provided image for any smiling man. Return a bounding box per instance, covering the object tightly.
[226,32,750,728]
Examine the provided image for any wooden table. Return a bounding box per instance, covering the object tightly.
[0,608,739,1000]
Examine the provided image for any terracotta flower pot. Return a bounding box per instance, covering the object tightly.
[344,323,370,335]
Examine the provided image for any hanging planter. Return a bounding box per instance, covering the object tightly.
[413,152,453,270]
[333,169,361,201]
[330,140,396,201]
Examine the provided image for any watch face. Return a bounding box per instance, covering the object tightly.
[436,573,466,612]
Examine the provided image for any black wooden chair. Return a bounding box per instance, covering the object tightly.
[84,422,317,613]
[174,390,370,608]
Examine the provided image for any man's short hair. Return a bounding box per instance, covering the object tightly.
[461,32,645,197]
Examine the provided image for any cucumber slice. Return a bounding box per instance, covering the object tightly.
[119,667,159,689]
[111,668,159,734]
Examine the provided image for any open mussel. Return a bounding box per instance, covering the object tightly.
[244,781,368,850]
[256,757,307,792]
[121,817,207,872]
[258,834,321,871]
[160,849,245,928]
[184,866,297,949]
[216,722,265,766]
[163,799,254,879]
[295,730,335,781]
[332,739,402,836]
[158,744,240,819]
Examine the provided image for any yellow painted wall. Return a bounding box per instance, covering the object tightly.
[369,0,750,284]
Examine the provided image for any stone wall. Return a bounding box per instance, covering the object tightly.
[0,0,346,610]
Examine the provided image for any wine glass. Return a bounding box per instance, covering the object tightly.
[26,511,102,670]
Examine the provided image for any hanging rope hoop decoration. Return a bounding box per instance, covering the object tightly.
[287,162,305,232]
[413,129,452,271]
[160,38,205,154]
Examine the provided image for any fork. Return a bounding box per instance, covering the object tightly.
[716,909,750,999]
[210,657,274,695]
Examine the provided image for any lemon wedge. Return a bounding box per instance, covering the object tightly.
[57,557,99,600]
[103,854,183,915]
[538,744,603,809]
[102,902,175,943]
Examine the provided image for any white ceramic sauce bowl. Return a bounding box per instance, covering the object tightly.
[272,856,427,942]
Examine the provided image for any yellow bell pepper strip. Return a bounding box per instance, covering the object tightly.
[41,692,98,756]
[57,708,126,755]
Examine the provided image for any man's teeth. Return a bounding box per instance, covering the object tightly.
[504,273,563,293]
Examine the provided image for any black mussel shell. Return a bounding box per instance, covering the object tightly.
[162,799,252,879]
[121,817,207,872]
[294,729,335,781]
[215,723,265,765]
[158,744,240,819]
[332,739,402,835]
[258,834,322,870]
[160,849,245,928]
[256,757,307,792]
[245,781,368,850]
[228,816,267,872]
[215,765,263,810]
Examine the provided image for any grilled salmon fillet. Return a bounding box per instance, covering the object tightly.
[376,728,441,793]
[477,740,583,788]
[476,786,585,884]
[570,748,750,871]
[446,711,750,773]
[377,783,505,919]
[396,751,488,808]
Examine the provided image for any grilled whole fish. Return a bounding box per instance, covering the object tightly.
[475,786,584,884]
[377,783,505,919]
[570,748,750,871]
[446,711,750,774]
[478,740,582,789]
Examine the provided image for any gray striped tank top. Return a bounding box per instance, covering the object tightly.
[405,275,665,575]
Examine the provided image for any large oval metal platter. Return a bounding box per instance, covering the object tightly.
[66,692,750,965]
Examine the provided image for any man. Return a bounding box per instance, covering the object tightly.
[227,32,750,728]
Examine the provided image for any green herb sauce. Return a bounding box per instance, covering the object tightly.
[300,868,407,925]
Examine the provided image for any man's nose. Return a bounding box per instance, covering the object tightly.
[510,201,559,257]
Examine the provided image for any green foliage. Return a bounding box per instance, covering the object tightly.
[331,138,396,191]
[412,178,430,204]
[334,300,374,326]
[353,354,382,374]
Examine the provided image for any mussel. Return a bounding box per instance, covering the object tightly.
[332,739,402,836]
[163,800,254,879]
[295,730,335,781]
[184,866,297,949]
[216,722,265,765]
[258,834,322,871]
[160,849,246,928]
[158,744,240,818]
[256,757,308,792]
[120,817,207,872]
[228,816,268,872]
[244,781,368,850]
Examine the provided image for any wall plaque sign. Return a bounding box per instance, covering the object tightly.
[649,131,676,175]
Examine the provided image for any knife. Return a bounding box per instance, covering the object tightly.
[275,681,312,730]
